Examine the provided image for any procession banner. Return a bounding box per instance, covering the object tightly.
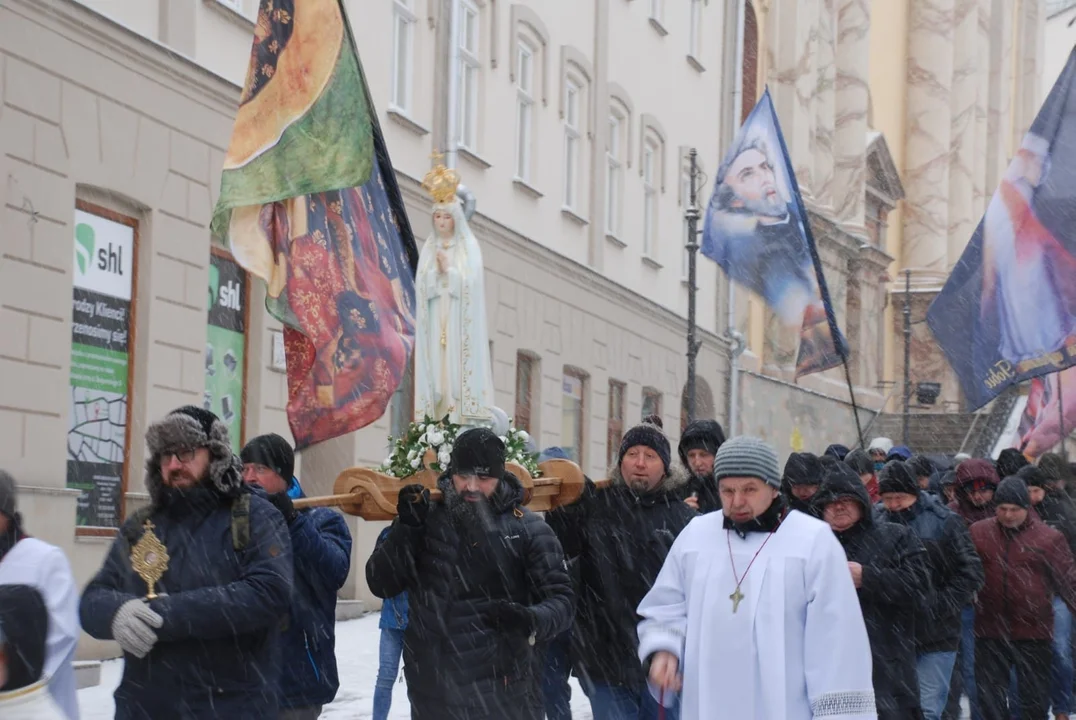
[1009,366,1076,459]
[211,0,419,449]
[701,88,847,378]
[67,208,134,529]
[205,254,247,454]
[926,48,1076,410]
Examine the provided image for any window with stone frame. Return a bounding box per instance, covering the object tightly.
[607,380,626,468]
[606,103,628,237]
[562,368,587,465]
[457,0,481,151]
[391,0,417,115]
[642,136,659,257]
[642,387,662,423]
[515,351,539,433]
[515,39,536,181]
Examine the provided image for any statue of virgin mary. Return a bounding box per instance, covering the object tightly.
[414,161,495,427]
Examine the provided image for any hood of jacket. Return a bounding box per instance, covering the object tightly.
[811,464,874,529]
[677,420,726,467]
[0,585,47,692]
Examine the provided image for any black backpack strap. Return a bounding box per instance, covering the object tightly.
[231,493,251,551]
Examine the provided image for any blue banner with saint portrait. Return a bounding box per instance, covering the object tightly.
[926,49,1076,410]
[701,88,847,378]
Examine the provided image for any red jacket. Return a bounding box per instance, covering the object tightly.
[970,515,1076,641]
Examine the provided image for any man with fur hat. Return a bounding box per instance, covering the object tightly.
[0,585,66,719]
[546,423,696,719]
[241,433,352,720]
[875,462,983,720]
[970,477,1076,720]
[0,471,79,719]
[814,462,931,719]
[79,406,294,719]
[677,419,726,513]
[639,436,876,719]
[367,427,572,720]
[781,451,824,514]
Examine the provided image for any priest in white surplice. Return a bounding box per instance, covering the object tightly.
[637,436,877,720]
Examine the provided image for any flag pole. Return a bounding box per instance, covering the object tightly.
[1061,373,1067,456]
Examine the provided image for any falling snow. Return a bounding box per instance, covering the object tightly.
[77,613,596,719]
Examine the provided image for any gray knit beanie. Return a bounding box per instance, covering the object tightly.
[713,436,781,489]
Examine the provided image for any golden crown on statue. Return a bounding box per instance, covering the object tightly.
[422,152,461,205]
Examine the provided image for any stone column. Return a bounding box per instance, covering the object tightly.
[947,0,979,269]
[986,0,1013,194]
[813,0,836,207]
[902,0,955,285]
[973,0,991,220]
[833,0,870,229]
[765,0,818,193]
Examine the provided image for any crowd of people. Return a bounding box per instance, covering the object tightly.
[3,404,1076,719]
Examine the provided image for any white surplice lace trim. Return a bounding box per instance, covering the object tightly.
[810,690,877,716]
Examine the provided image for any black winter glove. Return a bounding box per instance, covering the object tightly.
[268,492,298,523]
[397,484,431,528]
[483,600,534,635]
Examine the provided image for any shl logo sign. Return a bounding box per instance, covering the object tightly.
[73,210,134,301]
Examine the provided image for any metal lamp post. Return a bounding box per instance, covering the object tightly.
[685,149,703,424]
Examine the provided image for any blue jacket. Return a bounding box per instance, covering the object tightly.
[375,527,408,630]
[279,482,353,710]
[80,486,293,719]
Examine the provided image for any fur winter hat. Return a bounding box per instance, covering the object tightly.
[144,405,243,504]
[619,424,672,474]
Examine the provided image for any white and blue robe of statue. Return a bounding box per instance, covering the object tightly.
[637,509,877,720]
[413,200,494,427]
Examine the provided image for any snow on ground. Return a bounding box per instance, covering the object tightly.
[78,613,594,719]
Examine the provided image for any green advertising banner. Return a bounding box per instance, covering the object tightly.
[205,253,247,454]
[67,209,135,529]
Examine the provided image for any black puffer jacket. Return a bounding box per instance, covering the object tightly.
[814,468,931,715]
[365,472,572,720]
[876,492,984,653]
[546,466,696,690]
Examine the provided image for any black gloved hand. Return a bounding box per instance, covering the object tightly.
[268,492,298,523]
[483,600,534,634]
[397,484,431,528]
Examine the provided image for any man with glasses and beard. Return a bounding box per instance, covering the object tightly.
[79,406,294,719]
[366,427,572,720]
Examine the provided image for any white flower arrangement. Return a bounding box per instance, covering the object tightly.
[381,414,540,479]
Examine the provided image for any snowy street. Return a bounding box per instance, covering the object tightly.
[77,614,596,719]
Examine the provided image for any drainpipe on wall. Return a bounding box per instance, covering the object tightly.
[726,0,747,437]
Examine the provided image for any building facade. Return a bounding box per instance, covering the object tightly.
[0,0,1047,662]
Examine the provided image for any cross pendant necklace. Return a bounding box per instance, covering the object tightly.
[726,527,778,614]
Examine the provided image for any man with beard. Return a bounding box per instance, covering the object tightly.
[79,407,294,719]
[703,139,817,327]
[638,436,875,719]
[876,462,984,720]
[814,462,931,720]
[781,451,823,514]
[546,423,696,719]
[677,419,726,513]
[366,427,572,720]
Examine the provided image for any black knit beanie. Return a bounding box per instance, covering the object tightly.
[995,476,1030,509]
[996,449,1030,479]
[1017,465,1050,490]
[240,434,295,483]
[909,455,935,480]
[450,427,506,478]
[619,424,672,474]
[878,461,919,496]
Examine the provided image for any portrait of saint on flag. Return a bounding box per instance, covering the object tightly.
[701,88,846,378]
[928,48,1076,410]
[1010,366,1076,459]
[211,0,419,449]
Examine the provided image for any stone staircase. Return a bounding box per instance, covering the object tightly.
[868,387,1020,457]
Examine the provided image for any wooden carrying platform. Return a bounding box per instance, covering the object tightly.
[293,459,595,521]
